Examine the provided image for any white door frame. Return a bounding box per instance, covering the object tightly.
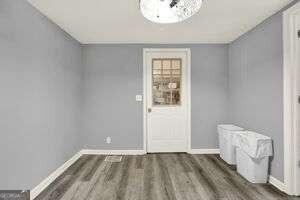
[283,1,300,196]
[143,48,191,153]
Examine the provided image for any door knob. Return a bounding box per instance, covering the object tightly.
[148,108,152,113]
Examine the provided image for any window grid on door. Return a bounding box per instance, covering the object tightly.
[152,58,182,106]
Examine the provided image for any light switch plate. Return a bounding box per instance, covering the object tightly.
[136,95,143,102]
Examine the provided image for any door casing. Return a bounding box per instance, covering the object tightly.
[143,48,191,153]
[283,1,300,196]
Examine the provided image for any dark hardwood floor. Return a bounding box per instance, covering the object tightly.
[35,154,300,200]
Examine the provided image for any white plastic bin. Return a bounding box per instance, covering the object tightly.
[218,124,244,165]
[235,131,273,183]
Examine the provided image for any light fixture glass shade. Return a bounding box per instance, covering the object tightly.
[140,0,202,24]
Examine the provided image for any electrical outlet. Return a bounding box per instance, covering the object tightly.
[105,137,111,144]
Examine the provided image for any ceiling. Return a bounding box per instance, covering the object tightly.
[28,0,293,44]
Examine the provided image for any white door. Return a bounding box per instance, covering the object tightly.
[144,49,190,153]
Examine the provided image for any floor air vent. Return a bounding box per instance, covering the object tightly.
[104,155,123,162]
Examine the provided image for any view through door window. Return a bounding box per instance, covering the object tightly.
[152,58,182,106]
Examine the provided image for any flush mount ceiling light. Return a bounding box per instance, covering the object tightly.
[140,0,203,24]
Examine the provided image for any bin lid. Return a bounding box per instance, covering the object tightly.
[234,131,273,159]
[218,124,244,131]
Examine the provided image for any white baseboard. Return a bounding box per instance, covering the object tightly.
[268,176,286,193]
[188,149,220,154]
[81,149,146,155]
[30,151,82,200]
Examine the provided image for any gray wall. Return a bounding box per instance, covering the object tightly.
[81,44,229,150]
[228,0,300,182]
[228,11,282,182]
[0,0,82,189]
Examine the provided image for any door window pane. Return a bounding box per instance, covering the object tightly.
[162,60,171,69]
[152,59,182,106]
[172,60,181,69]
[153,60,162,69]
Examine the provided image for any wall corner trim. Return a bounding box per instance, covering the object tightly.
[188,149,220,154]
[30,150,82,200]
[268,176,286,193]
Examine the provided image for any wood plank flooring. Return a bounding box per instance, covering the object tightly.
[35,154,300,200]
